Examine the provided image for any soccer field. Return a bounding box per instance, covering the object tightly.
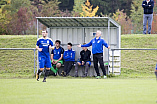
[0,78,156,104]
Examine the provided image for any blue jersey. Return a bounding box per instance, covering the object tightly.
[63,49,75,62]
[81,37,108,54]
[51,47,64,60]
[36,37,53,57]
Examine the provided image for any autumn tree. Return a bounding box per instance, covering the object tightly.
[80,0,99,17]
[130,0,143,34]
[112,9,133,34]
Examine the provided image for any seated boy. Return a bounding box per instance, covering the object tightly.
[50,40,64,75]
[75,43,91,77]
[61,43,75,77]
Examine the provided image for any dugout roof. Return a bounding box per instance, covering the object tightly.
[36,17,120,28]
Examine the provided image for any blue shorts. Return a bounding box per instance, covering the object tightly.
[39,56,51,68]
[78,61,91,67]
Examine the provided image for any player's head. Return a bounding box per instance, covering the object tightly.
[82,43,87,50]
[96,30,102,38]
[67,42,72,50]
[55,40,61,47]
[42,30,48,38]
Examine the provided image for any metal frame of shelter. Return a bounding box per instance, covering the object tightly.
[36,17,121,75]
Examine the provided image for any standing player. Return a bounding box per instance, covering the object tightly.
[155,63,157,80]
[36,30,54,82]
[51,40,64,75]
[75,43,91,77]
[77,30,110,79]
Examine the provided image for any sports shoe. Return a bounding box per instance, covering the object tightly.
[42,79,46,82]
[96,76,101,79]
[36,73,39,81]
[103,75,107,79]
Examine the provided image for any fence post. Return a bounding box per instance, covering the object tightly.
[34,49,36,75]
[112,49,114,74]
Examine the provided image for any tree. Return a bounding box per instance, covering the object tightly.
[90,0,132,16]
[7,7,31,35]
[73,0,85,14]
[41,0,61,17]
[0,0,11,34]
[112,9,133,34]
[10,0,31,14]
[130,0,143,34]
[80,0,99,17]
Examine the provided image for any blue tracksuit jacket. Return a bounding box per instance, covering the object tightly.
[81,37,109,54]
[63,49,75,61]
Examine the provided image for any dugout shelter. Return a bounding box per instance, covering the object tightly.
[36,17,121,76]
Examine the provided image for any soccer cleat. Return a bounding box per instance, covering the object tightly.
[36,73,39,81]
[103,75,107,79]
[42,79,46,82]
[96,76,101,79]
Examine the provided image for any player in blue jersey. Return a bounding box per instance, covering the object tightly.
[36,30,54,82]
[78,30,110,79]
[51,40,64,75]
[61,43,75,77]
[155,63,157,80]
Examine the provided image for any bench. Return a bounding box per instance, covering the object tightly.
[49,61,110,77]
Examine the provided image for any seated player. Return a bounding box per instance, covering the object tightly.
[51,40,64,75]
[75,43,91,77]
[155,63,157,80]
[61,43,75,77]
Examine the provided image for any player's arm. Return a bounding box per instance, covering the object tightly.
[51,50,55,64]
[51,54,54,62]
[36,40,42,52]
[56,54,63,62]
[49,39,54,49]
[102,40,110,49]
[71,51,75,61]
[77,40,92,48]
[63,51,70,60]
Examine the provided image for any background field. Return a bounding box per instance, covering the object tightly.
[0,34,157,78]
[0,79,156,104]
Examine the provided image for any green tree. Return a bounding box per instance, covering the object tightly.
[73,0,85,13]
[10,0,31,14]
[0,0,11,34]
[41,0,61,17]
[130,0,143,34]
[90,0,132,16]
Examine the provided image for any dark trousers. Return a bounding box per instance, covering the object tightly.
[63,61,73,75]
[93,53,106,76]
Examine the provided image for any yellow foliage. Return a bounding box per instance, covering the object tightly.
[80,0,99,17]
[7,0,11,4]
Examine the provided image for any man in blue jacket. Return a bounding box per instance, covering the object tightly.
[78,30,110,79]
[62,43,75,76]
[142,0,154,34]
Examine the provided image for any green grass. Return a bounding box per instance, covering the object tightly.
[0,34,157,78]
[0,79,156,104]
[120,34,157,78]
[0,35,38,78]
